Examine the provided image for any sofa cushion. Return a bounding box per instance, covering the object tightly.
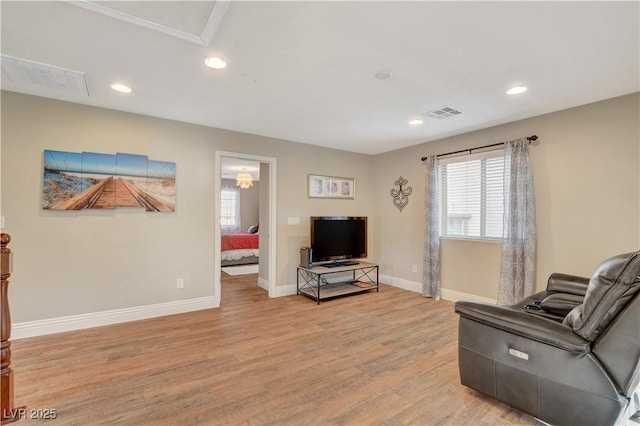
[563,251,640,341]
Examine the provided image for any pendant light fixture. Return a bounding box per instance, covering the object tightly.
[236,171,253,189]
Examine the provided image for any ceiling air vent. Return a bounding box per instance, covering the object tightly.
[1,54,89,96]
[423,106,463,120]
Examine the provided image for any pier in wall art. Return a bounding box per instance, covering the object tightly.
[42,150,176,212]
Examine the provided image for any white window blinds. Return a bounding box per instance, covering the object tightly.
[439,150,504,239]
[221,186,240,234]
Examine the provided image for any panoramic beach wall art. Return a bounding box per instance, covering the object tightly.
[42,150,176,212]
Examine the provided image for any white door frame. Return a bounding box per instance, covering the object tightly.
[214,151,277,301]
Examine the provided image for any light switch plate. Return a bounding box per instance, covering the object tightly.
[0,216,5,229]
[287,217,300,225]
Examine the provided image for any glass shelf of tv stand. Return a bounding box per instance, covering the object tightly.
[296,261,379,305]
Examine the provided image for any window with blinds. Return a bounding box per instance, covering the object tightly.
[221,187,240,233]
[439,150,505,239]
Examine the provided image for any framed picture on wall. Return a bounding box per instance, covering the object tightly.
[42,149,176,212]
[308,174,355,199]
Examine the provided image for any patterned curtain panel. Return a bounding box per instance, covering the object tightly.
[422,155,441,299]
[498,139,536,304]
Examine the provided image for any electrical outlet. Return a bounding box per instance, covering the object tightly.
[177,278,184,289]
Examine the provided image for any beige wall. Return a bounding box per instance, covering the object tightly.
[2,91,637,324]
[1,92,373,322]
[373,93,640,300]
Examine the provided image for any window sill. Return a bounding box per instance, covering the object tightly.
[440,236,503,244]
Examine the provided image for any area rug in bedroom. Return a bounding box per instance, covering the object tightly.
[221,264,259,275]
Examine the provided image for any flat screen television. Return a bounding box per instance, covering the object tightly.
[310,216,367,266]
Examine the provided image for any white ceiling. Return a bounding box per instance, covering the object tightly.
[1,1,638,155]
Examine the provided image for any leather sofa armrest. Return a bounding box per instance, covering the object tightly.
[539,293,584,316]
[547,272,590,296]
[455,301,590,354]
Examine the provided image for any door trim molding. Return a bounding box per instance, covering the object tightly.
[214,151,277,300]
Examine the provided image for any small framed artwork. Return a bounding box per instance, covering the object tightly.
[308,174,355,199]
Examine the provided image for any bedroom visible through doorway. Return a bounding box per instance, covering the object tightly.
[220,157,260,268]
[214,151,277,304]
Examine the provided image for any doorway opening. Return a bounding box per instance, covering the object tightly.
[214,151,277,305]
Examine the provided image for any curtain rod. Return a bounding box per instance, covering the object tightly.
[420,135,538,162]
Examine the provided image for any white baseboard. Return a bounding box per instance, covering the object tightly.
[440,288,496,304]
[380,274,497,304]
[247,277,296,298]
[12,296,219,340]
[259,278,296,298]
[258,277,269,291]
[10,276,495,340]
[379,274,422,293]
[273,283,297,297]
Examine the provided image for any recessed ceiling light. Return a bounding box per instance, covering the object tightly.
[205,57,227,69]
[506,86,527,95]
[409,118,424,126]
[111,83,132,93]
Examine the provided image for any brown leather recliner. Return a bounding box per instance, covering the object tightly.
[455,251,640,425]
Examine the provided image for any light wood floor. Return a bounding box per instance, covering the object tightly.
[10,274,538,425]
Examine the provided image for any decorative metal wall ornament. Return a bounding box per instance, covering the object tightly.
[390,176,412,211]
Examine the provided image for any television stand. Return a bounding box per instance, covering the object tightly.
[296,262,379,305]
[323,260,359,268]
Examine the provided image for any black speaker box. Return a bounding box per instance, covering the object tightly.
[299,247,313,268]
